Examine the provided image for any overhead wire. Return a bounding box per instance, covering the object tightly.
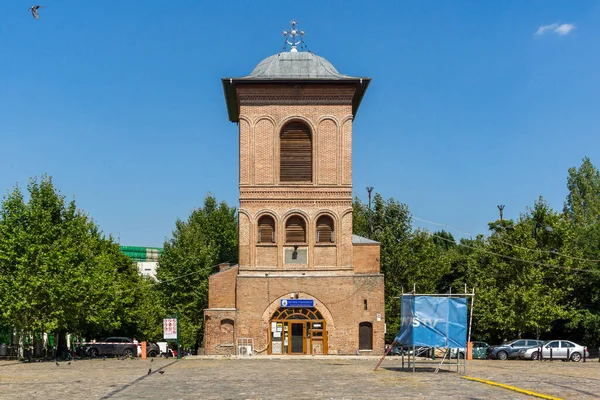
[412,215,600,263]
[115,261,231,297]
[430,233,600,275]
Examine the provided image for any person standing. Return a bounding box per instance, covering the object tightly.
[133,338,141,357]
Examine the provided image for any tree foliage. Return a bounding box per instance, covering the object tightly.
[0,176,140,343]
[156,194,237,350]
[353,157,600,348]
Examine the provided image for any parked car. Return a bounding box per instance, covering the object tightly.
[517,340,589,362]
[386,344,430,357]
[144,342,161,358]
[85,337,138,358]
[471,341,490,359]
[487,339,543,360]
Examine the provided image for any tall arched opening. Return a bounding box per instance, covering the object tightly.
[268,306,328,355]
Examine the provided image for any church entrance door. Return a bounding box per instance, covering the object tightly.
[268,307,327,355]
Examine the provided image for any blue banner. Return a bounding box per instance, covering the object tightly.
[395,295,467,349]
[280,299,314,307]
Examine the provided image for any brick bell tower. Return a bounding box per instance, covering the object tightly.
[204,21,384,356]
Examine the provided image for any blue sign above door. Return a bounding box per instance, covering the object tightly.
[280,299,314,308]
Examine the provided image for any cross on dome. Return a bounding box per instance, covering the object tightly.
[281,19,306,52]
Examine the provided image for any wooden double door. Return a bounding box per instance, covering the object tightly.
[268,307,327,355]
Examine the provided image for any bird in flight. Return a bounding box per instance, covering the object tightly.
[28,5,44,19]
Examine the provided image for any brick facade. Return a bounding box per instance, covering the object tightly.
[204,50,384,356]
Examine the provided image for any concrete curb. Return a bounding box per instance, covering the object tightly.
[463,375,562,400]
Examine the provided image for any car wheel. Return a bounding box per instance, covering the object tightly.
[88,348,99,358]
[123,348,134,358]
[570,352,582,362]
[531,352,539,360]
[148,351,157,358]
[496,351,508,360]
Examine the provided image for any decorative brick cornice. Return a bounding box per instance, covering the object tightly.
[237,84,355,107]
[239,94,352,106]
[240,200,352,207]
[240,187,352,201]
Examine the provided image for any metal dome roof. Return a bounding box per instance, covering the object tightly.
[242,51,358,80]
[222,51,370,122]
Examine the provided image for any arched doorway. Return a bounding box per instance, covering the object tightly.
[268,307,327,355]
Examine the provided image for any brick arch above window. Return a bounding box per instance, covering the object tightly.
[280,121,312,182]
[316,215,334,243]
[257,215,276,243]
[285,215,307,244]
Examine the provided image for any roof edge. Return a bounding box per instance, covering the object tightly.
[222,78,371,123]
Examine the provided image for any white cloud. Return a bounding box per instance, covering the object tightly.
[555,24,575,35]
[536,23,559,35]
[536,22,576,36]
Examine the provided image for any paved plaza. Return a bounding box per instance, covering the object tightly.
[0,356,599,399]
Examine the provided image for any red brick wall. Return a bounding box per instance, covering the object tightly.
[208,265,238,308]
[233,274,385,355]
[353,244,381,274]
[204,309,237,355]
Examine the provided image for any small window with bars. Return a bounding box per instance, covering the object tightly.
[316,215,334,243]
[285,215,306,244]
[258,215,275,243]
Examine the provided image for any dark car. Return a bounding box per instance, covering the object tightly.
[85,337,138,358]
[386,344,431,357]
[487,339,543,360]
[145,342,161,358]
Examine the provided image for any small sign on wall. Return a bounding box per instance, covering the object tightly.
[280,299,314,307]
[377,313,381,322]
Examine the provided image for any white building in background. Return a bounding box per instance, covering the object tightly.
[120,246,162,279]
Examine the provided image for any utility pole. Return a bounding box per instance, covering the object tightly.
[497,205,505,221]
[366,186,374,239]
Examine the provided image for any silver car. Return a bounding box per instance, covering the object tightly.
[518,340,589,362]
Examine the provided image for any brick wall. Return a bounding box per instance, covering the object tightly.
[204,309,237,355]
[234,275,385,355]
[204,77,386,356]
[208,265,238,308]
[353,244,381,274]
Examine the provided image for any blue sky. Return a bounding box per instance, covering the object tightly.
[1,1,599,247]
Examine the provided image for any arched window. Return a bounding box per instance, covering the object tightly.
[286,216,306,244]
[359,322,373,350]
[220,319,234,345]
[258,215,275,243]
[316,215,334,243]
[280,121,312,182]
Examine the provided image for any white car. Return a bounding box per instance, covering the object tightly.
[517,340,589,362]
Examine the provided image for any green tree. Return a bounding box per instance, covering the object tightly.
[353,194,448,342]
[0,176,139,355]
[564,156,600,226]
[156,194,237,350]
[561,157,600,348]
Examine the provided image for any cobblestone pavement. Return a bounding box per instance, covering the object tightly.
[0,357,598,399]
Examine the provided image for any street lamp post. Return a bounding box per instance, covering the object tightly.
[366,187,374,239]
[532,222,553,240]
